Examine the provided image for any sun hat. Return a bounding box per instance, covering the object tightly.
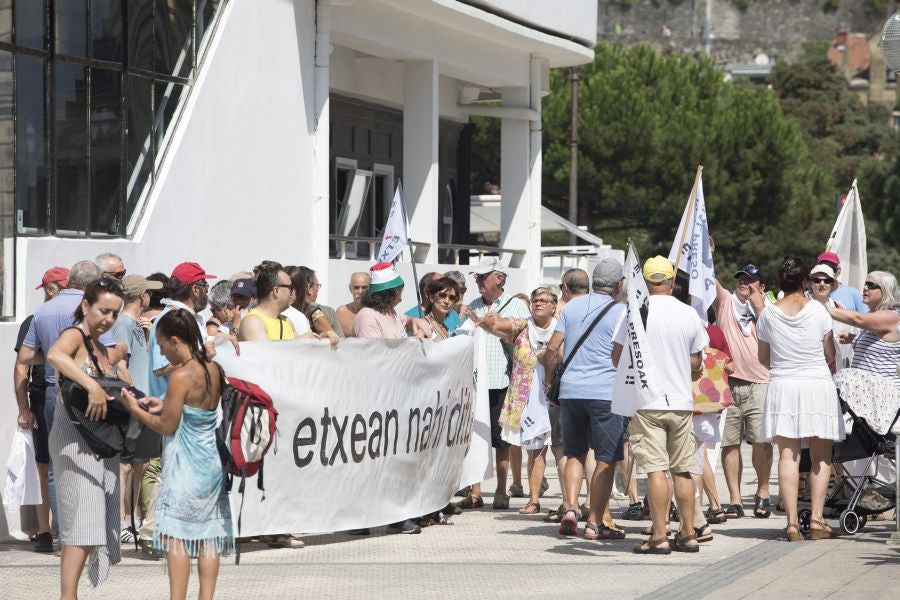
[368,262,404,293]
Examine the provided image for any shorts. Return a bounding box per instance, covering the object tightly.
[29,396,50,464]
[489,387,511,449]
[722,379,768,446]
[549,403,563,447]
[691,414,720,476]
[560,399,627,462]
[629,409,695,474]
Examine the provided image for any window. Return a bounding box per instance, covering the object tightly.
[331,159,396,259]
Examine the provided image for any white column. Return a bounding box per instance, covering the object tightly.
[403,60,439,263]
[311,0,333,302]
[500,55,543,291]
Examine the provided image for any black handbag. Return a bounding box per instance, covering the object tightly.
[59,327,145,458]
[546,299,617,404]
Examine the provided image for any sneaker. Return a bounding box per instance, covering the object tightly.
[539,477,549,497]
[508,483,525,498]
[33,532,53,553]
[621,502,645,521]
[386,519,421,534]
[120,523,136,543]
[138,538,162,560]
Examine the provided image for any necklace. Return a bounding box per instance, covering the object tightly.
[427,313,448,339]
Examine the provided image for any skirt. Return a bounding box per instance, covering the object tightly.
[761,377,845,443]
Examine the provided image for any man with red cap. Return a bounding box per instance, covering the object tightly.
[816,251,867,313]
[35,267,69,302]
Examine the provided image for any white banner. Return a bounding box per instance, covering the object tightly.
[612,244,665,417]
[668,171,715,321]
[376,183,410,264]
[214,333,491,535]
[826,179,868,291]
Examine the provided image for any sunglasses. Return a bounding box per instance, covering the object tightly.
[103,270,127,279]
[97,277,124,291]
[435,290,458,302]
[811,277,834,285]
[275,283,295,292]
[863,281,882,291]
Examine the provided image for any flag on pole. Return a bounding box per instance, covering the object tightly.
[826,179,868,291]
[668,169,716,322]
[376,183,410,264]
[612,243,665,418]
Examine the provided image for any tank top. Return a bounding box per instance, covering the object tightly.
[852,329,900,389]
[245,307,296,341]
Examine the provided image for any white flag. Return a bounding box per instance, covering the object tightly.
[376,184,410,264]
[612,244,665,417]
[668,171,716,322]
[826,179,868,291]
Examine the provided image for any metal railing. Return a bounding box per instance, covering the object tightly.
[329,235,526,268]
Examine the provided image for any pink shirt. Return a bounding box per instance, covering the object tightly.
[352,307,408,339]
[713,285,770,384]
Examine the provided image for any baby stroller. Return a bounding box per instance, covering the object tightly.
[798,398,898,536]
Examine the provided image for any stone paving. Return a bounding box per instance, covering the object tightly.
[1,447,897,599]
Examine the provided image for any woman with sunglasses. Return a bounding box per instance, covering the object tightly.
[466,287,558,515]
[807,264,846,373]
[47,278,131,597]
[422,277,462,340]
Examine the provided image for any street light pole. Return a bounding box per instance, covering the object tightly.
[568,66,579,245]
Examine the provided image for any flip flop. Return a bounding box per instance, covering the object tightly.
[633,538,671,555]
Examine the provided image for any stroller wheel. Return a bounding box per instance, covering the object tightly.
[839,509,861,535]
[798,509,812,533]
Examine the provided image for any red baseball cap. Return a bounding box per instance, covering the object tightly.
[817,251,840,266]
[35,267,69,290]
[170,262,217,286]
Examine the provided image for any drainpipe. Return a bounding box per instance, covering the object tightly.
[528,54,543,289]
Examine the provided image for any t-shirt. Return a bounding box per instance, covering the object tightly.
[555,293,625,401]
[405,306,462,335]
[353,308,408,339]
[614,295,708,411]
[15,316,46,403]
[830,285,868,313]
[712,285,770,384]
[283,305,311,335]
[110,313,150,394]
[706,323,732,360]
[756,300,834,381]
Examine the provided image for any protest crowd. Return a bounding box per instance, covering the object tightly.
[7,211,899,597]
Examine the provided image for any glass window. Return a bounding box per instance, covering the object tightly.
[125,74,153,226]
[0,0,11,43]
[90,67,122,234]
[15,0,45,50]
[16,53,48,233]
[0,50,13,236]
[128,0,153,71]
[153,80,184,159]
[196,0,219,53]
[54,60,89,233]
[55,0,87,57]
[91,0,124,63]
[155,0,193,79]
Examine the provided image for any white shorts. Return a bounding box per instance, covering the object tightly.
[692,414,721,475]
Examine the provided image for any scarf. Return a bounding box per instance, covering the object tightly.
[731,293,757,337]
[527,317,556,353]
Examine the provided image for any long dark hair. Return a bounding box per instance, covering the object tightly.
[156,308,212,391]
[285,265,310,313]
[74,278,126,323]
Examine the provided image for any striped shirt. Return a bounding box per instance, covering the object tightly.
[468,293,531,389]
[852,329,899,389]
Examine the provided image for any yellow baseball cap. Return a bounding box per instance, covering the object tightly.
[643,256,675,283]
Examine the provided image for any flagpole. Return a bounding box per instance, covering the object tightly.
[395,180,425,318]
[673,165,703,270]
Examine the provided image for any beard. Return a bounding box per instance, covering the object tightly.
[194,290,209,313]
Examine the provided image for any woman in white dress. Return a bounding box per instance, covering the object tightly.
[755,257,844,542]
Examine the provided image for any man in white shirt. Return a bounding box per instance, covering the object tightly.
[613,256,708,554]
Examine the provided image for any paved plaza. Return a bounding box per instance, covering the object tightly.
[1,447,897,599]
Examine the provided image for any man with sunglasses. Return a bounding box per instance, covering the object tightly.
[816,251,868,313]
[713,261,773,520]
[96,252,127,280]
[239,263,298,341]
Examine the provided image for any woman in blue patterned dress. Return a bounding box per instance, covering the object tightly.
[122,309,233,600]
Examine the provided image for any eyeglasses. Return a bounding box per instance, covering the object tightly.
[531,298,554,305]
[211,304,234,312]
[275,284,295,292]
[811,277,834,285]
[103,270,126,279]
[435,290,458,302]
[97,277,124,291]
[864,281,882,291]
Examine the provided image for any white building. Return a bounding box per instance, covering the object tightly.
[0,0,598,536]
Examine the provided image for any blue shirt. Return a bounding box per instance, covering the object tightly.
[404,306,462,334]
[110,314,150,394]
[23,289,114,385]
[830,285,868,313]
[555,293,624,401]
[148,306,174,398]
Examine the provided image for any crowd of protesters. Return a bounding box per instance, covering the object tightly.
[9,247,899,597]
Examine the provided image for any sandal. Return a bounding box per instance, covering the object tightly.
[633,537,671,555]
[753,495,771,519]
[518,501,541,515]
[559,508,579,536]
[670,532,700,553]
[492,493,510,510]
[456,494,484,509]
[545,504,565,523]
[641,525,671,536]
[621,501,645,521]
[705,506,727,524]
[785,522,803,542]
[809,519,839,540]
[694,522,713,543]
[724,504,744,519]
[669,504,680,522]
[580,504,590,521]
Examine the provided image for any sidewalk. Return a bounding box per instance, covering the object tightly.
[1,446,897,599]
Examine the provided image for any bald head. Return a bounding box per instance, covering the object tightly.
[349,272,370,301]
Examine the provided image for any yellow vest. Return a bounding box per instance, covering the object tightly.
[245,307,296,340]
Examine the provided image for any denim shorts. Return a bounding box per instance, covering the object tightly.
[560,398,627,462]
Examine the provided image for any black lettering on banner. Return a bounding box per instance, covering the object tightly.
[432,402,445,449]
[407,407,421,453]
[350,414,367,463]
[446,403,461,447]
[293,417,316,468]
[420,405,434,451]
[319,407,331,466]
[329,414,349,466]
[384,409,399,456]
[368,411,383,459]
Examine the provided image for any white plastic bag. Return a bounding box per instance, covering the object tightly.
[3,427,42,510]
